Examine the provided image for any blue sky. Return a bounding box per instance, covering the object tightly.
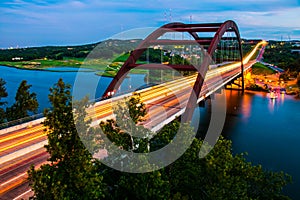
[1,0,300,48]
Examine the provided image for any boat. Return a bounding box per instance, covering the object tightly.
[280,88,286,94]
[269,91,278,99]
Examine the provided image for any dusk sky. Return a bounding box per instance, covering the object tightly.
[1,0,300,48]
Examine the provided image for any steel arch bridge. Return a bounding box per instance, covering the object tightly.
[0,21,267,198]
[103,20,244,122]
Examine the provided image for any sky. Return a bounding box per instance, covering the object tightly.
[1,0,300,48]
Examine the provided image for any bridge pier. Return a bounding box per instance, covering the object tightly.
[198,99,206,107]
[195,98,212,139]
[225,75,245,92]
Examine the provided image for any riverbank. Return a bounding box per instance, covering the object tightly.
[245,83,300,99]
[2,59,300,93]
[246,62,300,96]
[0,58,111,72]
[0,59,149,78]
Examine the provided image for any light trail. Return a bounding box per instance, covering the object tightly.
[0,133,46,153]
[0,125,44,143]
[12,189,32,200]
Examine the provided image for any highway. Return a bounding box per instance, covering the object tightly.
[0,41,267,199]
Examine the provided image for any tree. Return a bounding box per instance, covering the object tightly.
[28,78,106,200]
[100,94,150,153]
[169,136,292,199]
[98,95,173,199]
[0,78,8,123]
[6,80,38,121]
[99,95,291,199]
[109,170,171,200]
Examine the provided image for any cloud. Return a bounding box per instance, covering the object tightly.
[179,6,300,39]
[0,0,300,47]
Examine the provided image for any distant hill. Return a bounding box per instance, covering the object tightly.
[1,38,272,62]
[0,39,142,61]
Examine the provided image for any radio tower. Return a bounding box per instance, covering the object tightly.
[164,10,167,24]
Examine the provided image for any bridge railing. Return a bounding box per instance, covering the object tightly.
[0,113,44,130]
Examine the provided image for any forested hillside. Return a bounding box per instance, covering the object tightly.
[263,40,300,72]
[0,39,141,61]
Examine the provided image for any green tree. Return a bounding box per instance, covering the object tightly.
[99,95,291,199]
[0,78,8,123]
[98,95,172,199]
[6,80,38,121]
[100,94,150,153]
[111,170,171,200]
[28,78,106,200]
[169,136,291,199]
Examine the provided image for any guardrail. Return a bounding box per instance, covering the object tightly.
[0,113,44,132]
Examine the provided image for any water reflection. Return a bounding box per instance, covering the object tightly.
[267,93,286,113]
[222,90,300,199]
[280,93,285,105]
[241,91,252,121]
[268,98,276,113]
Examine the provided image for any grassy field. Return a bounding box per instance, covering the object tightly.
[96,68,148,77]
[252,62,276,75]
[0,54,150,78]
[0,59,81,70]
[0,57,111,72]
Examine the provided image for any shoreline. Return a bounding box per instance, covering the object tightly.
[0,63,98,73]
[1,63,299,94]
[0,63,148,78]
[0,65,111,79]
[0,64,140,79]
[245,88,300,99]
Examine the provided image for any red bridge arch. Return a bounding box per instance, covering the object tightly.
[103,20,244,122]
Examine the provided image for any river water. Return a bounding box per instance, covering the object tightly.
[1,65,300,198]
[223,90,300,199]
[0,66,145,113]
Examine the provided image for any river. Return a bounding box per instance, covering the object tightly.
[194,89,300,199]
[1,65,300,198]
[223,90,300,199]
[0,65,145,113]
